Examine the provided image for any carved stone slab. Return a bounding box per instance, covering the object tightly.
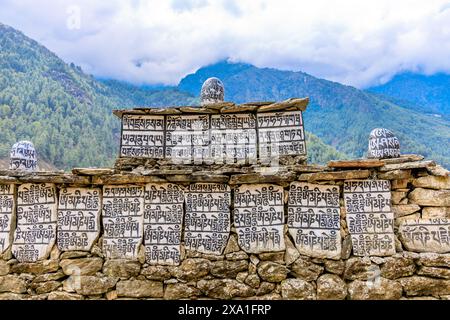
[344,180,396,256]
[57,187,101,251]
[165,115,210,163]
[257,111,306,161]
[144,183,184,265]
[399,218,450,253]
[288,182,341,259]
[120,114,165,158]
[234,184,285,253]
[102,185,144,259]
[184,183,231,255]
[0,184,15,254]
[210,114,257,164]
[12,183,57,262]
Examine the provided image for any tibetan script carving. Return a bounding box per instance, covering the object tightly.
[102,185,144,259]
[0,184,15,254]
[144,183,184,265]
[165,115,210,163]
[120,114,165,158]
[344,180,395,256]
[257,111,306,161]
[57,187,101,251]
[184,183,231,255]
[288,182,341,259]
[399,218,450,253]
[234,184,285,253]
[210,114,257,164]
[12,183,57,262]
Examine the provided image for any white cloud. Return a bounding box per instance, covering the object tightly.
[0,0,449,87]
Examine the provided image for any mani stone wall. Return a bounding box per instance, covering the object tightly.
[0,155,449,300]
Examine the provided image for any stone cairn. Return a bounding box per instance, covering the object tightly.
[0,79,449,300]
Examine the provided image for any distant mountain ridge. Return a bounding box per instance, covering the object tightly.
[368,72,450,117]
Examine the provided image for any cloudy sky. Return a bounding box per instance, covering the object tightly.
[1,0,450,88]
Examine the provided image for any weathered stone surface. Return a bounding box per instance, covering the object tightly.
[258,252,285,263]
[229,171,297,185]
[60,251,89,260]
[298,170,370,181]
[48,291,84,300]
[10,259,59,274]
[391,191,407,204]
[317,274,347,300]
[66,276,117,295]
[257,261,288,282]
[409,188,450,206]
[60,257,103,276]
[223,234,240,254]
[381,154,424,164]
[378,169,412,180]
[167,174,229,183]
[380,257,416,279]
[392,204,420,218]
[92,174,166,185]
[17,174,90,185]
[348,277,402,300]
[244,274,261,288]
[72,168,115,176]
[0,293,24,300]
[427,164,450,177]
[324,260,345,275]
[140,265,171,281]
[328,159,383,168]
[399,276,450,296]
[225,251,249,261]
[399,219,450,253]
[102,259,140,279]
[220,104,258,113]
[418,253,450,268]
[280,279,316,300]
[197,279,255,299]
[341,235,352,260]
[210,260,248,278]
[31,280,61,294]
[417,266,450,279]
[380,160,436,172]
[344,257,378,281]
[422,207,450,219]
[291,257,324,281]
[164,283,201,299]
[0,275,27,293]
[169,258,210,281]
[413,175,450,190]
[258,97,309,112]
[284,236,300,265]
[179,107,217,114]
[116,280,163,298]
[0,260,10,276]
